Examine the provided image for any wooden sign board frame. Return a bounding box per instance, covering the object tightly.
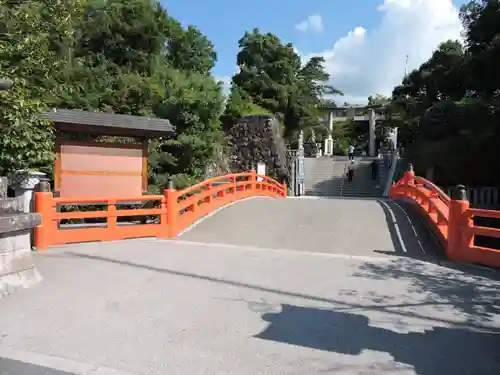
[54,139,149,198]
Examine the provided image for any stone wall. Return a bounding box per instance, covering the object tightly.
[0,180,42,298]
[228,115,289,183]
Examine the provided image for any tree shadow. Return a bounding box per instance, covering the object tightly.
[366,197,500,326]
[351,255,500,327]
[42,247,500,372]
[255,303,500,375]
[0,356,77,374]
[54,250,500,329]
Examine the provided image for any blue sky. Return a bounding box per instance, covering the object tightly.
[162,0,469,102]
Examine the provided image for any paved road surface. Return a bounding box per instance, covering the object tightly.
[0,238,499,374]
[180,197,442,260]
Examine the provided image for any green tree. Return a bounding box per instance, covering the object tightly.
[76,0,170,74]
[220,84,272,132]
[164,21,217,74]
[368,94,390,106]
[459,0,500,98]
[0,81,54,175]
[229,29,340,141]
[0,0,225,191]
[389,40,466,145]
[384,0,500,186]
[232,29,301,116]
[0,0,85,100]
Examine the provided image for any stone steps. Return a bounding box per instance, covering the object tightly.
[304,156,389,197]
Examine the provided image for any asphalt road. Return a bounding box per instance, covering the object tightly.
[0,235,498,374]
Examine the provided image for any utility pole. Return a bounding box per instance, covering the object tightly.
[404,54,409,78]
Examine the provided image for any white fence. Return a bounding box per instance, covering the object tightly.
[446,187,500,209]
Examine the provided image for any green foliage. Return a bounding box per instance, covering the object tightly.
[331,119,357,154]
[368,94,390,106]
[220,85,272,131]
[385,0,500,186]
[0,81,54,175]
[149,64,224,185]
[225,29,342,142]
[0,0,225,191]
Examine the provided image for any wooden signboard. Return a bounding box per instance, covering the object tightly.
[41,109,176,198]
[55,140,148,198]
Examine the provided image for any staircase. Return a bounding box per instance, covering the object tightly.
[304,155,390,197]
[341,157,383,197]
[304,157,340,196]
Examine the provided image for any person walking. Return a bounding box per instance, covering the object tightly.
[347,160,355,182]
[347,144,355,160]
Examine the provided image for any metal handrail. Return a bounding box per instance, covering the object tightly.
[340,162,348,196]
[383,151,400,197]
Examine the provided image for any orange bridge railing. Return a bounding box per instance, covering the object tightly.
[34,171,286,249]
[389,165,500,268]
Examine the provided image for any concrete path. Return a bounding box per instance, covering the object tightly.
[180,197,442,260]
[0,238,499,374]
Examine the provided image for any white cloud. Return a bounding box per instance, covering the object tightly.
[299,0,463,104]
[295,15,324,33]
[215,75,232,96]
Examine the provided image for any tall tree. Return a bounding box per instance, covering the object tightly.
[384,0,500,186]
[164,21,217,74]
[232,29,301,115]
[0,0,225,190]
[368,94,390,106]
[228,29,339,140]
[460,0,500,98]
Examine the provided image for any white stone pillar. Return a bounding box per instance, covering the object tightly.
[256,162,265,182]
[324,136,333,156]
[328,110,334,134]
[324,110,335,157]
[298,130,304,151]
[392,127,398,149]
[368,109,376,156]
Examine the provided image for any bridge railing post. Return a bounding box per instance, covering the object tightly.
[249,169,257,194]
[447,184,470,261]
[158,193,169,239]
[402,163,415,198]
[33,190,55,250]
[164,179,179,238]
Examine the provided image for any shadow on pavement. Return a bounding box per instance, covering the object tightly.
[43,246,500,372]
[351,254,500,329]
[56,250,500,330]
[255,303,500,375]
[356,199,500,328]
[0,357,77,375]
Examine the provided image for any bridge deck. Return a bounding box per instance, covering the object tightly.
[180,196,441,260]
[0,199,499,374]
